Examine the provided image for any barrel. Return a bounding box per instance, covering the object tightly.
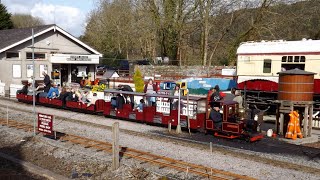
[277,69,316,101]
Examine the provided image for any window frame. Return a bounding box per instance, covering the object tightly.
[26,52,46,60]
[263,59,272,73]
[6,52,20,59]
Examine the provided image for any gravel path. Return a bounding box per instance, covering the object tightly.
[0,100,319,179]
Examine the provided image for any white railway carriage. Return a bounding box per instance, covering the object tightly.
[236,39,320,129]
[236,39,320,95]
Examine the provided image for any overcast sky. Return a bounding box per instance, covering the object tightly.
[2,0,97,37]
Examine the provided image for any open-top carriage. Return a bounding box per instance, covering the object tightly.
[103,89,207,130]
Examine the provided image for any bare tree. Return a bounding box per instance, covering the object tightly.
[11,13,44,28]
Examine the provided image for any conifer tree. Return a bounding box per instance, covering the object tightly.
[0,3,13,30]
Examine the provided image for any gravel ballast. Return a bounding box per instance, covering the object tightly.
[0,98,319,179]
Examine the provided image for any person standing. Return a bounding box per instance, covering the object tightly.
[233,90,244,109]
[118,84,134,109]
[42,71,51,93]
[209,85,222,108]
[144,78,157,106]
[224,88,236,101]
[171,85,184,110]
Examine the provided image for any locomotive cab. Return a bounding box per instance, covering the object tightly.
[206,100,263,142]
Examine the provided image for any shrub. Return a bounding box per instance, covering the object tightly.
[133,68,144,92]
[92,84,106,92]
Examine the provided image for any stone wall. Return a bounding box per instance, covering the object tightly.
[134,65,236,77]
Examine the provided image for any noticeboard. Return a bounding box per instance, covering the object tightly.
[38,113,53,135]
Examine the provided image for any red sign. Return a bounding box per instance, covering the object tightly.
[38,113,53,135]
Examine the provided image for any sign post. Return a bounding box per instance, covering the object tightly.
[38,113,54,136]
[32,28,36,136]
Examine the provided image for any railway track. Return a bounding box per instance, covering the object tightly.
[0,98,319,177]
[0,118,255,180]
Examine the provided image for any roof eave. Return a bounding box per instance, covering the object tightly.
[0,25,103,57]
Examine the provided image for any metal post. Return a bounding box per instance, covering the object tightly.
[6,105,8,125]
[112,122,120,170]
[186,89,191,135]
[308,104,313,137]
[32,28,36,136]
[303,105,308,137]
[176,88,182,133]
[243,82,247,110]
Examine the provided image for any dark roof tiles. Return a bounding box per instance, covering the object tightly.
[0,24,54,51]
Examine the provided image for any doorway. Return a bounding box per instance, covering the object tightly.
[60,64,69,85]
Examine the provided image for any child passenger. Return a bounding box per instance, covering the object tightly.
[137,99,145,112]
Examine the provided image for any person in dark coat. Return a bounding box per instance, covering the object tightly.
[210,102,222,129]
[42,71,51,93]
[116,93,125,109]
[209,85,222,108]
[118,84,134,109]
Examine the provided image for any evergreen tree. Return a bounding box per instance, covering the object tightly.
[133,68,144,93]
[0,3,13,30]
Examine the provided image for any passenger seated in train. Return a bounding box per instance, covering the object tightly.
[47,84,59,98]
[210,102,222,129]
[26,79,40,96]
[137,99,145,112]
[80,91,90,103]
[17,83,29,95]
[111,96,117,108]
[59,87,73,105]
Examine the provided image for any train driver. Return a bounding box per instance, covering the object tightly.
[210,102,222,129]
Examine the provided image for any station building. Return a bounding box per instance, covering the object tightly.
[0,24,102,95]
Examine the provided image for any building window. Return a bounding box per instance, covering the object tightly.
[263,59,272,73]
[294,56,300,62]
[288,56,293,62]
[26,65,34,78]
[26,52,46,60]
[39,65,48,78]
[300,56,306,62]
[281,56,287,62]
[6,52,19,59]
[12,65,21,78]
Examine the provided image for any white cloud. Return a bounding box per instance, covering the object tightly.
[30,3,85,37]
[2,0,86,37]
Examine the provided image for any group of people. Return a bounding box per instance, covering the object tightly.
[17,71,52,96]
[17,71,97,107]
[112,78,157,111]
[207,85,244,129]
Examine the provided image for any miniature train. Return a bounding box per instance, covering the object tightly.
[16,89,263,142]
[236,39,320,106]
